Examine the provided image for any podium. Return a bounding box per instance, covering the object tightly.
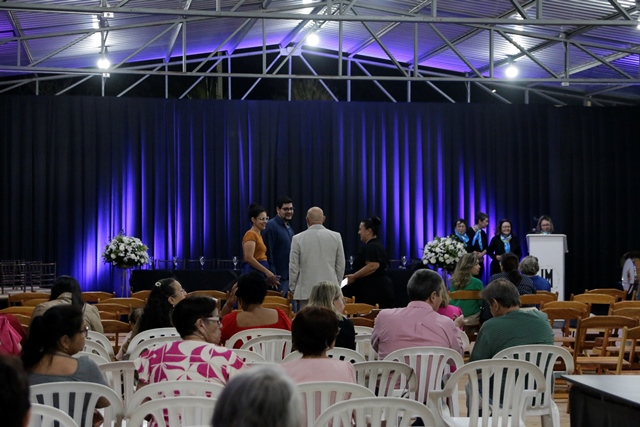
[526,234,568,300]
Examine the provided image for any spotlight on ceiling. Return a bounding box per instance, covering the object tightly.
[505,63,518,78]
[97,51,110,70]
[306,33,320,46]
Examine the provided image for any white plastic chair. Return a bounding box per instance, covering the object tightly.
[28,403,79,427]
[458,330,471,355]
[354,326,373,335]
[314,396,437,427]
[99,361,137,410]
[127,396,216,427]
[127,336,178,360]
[240,334,293,363]
[427,359,546,427]
[83,340,112,362]
[30,381,125,427]
[298,381,376,427]
[384,346,464,407]
[353,360,416,397]
[224,327,290,349]
[327,347,366,363]
[87,330,116,360]
[493,344,574,427]
[126,327,179,356]
[73,351,111,366]
[127,379,224,418]
[355,334,378,361]
[232,348,267,363]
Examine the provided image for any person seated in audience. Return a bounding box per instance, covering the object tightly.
[282,306,356,384]
[449,252,484,328]
[307,281,356,350]
[519,256,552,292]
[220,272,292,348]
[120,277,186,355]
[488,253,535,295]
[469,279,554,361]
[437,286,463,324]
[0,314,26,355]
[135,295,245,386]
[0,355,31,427]
[211,364,302,427]
[31,275,103,333]
[114,307,143,360]
[21,305,110,426]
[371,269,464,359]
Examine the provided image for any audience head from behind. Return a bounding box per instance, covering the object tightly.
[49,275,84,308]
[308,281,345,319]
[235,272,268,307]
[0,355,31,427]
[212,364,302,427]
[519,256,540,277]
[171,295,221,344]
[291,306,339,357]
[407,269,444,309]
[21,304,85,370]
[481,279,521,318]
[137,278,186,333]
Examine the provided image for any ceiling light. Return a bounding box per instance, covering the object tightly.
[97,50,110,69]
[92,16,100,29]
[306,33,319,46]
[302,0,312,4]
[505,63,518,78]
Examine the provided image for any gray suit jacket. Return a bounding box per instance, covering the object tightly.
[289,224,346,300]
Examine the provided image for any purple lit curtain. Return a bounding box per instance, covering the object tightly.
[0,95,637,296]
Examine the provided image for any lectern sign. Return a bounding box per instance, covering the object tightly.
[526,234,568,300]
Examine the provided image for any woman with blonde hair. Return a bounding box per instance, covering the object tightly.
[449,253,484,326]
[308,281,355,350]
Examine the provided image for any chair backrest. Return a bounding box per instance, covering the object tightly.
[87,331,116,359]
[263,295,289,305]
[187,290,227,311]
[384,346,464,404]
[313,396,436,427]
[353,326,373,335]
[428,359,546,427]
[448,290,481,300]
[586,288,627,301]
[520,293,558,307]
[355,334,378,361]
[351,317,375,327]
[30,381,125,427]
[224,327,290,349]
[541,307,588,339]
[240,334,293,363]
[0,306,35,315]
[353,360,416,397]
[230,348,267,364]
[81,292,115,303]
[130,290,151,301]
[543,300,589,312]
[73,351,111,366]
[574,315,638,367]
[493,344,574,412]
[23,298,49,307]
[127,396,216,427]
[537,290,559,299]
[343,303,378,318]
[126,379,224,417]
[8,292,49,306]
[617,325,640,374]
[82,340,113,362]
[610,307,640,319]
[327,347,366,363]
[297,381,375,427]
[128,336,178,360]
[126,327,179,355]
[99,361,137,410]
[612,300,640,310]
[266,289,286,298]
[29,403,79,427]
[93,303,130,319]
[100,298,146,309]
[571,293,616,309]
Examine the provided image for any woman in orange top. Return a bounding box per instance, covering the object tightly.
[242,202,278,287]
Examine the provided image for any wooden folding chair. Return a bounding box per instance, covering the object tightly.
[586,288,627,302]
[82,291,115,304]
[616,326,640,374]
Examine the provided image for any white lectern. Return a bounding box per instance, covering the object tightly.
[526,234,568,300]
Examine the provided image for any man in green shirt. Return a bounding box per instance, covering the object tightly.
[470,279,554,362]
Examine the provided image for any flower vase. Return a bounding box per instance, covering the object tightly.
[118,267,130,297]
[440,268,451,289]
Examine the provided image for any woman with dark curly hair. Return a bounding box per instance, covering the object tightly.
[220,272,292,348]
[31,276,103,333]
[120,277,186,355]
[487,218,522,276]
[343,216,395,308]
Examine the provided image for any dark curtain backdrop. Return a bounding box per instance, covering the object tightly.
[0,95,637,297]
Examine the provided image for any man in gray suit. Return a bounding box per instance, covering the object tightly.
[289,206,346,309]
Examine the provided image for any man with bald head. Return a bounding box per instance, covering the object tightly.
[289,207,346,309]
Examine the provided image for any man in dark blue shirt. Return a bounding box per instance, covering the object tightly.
[263,196,295,296]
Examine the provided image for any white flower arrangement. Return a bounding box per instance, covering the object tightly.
[422,236,467,272]
[102,232,150,269]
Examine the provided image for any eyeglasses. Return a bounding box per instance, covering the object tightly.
[203,316,221,326]
[78,326,89,337]
[258,216,269,221]
[281,207,295,212]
